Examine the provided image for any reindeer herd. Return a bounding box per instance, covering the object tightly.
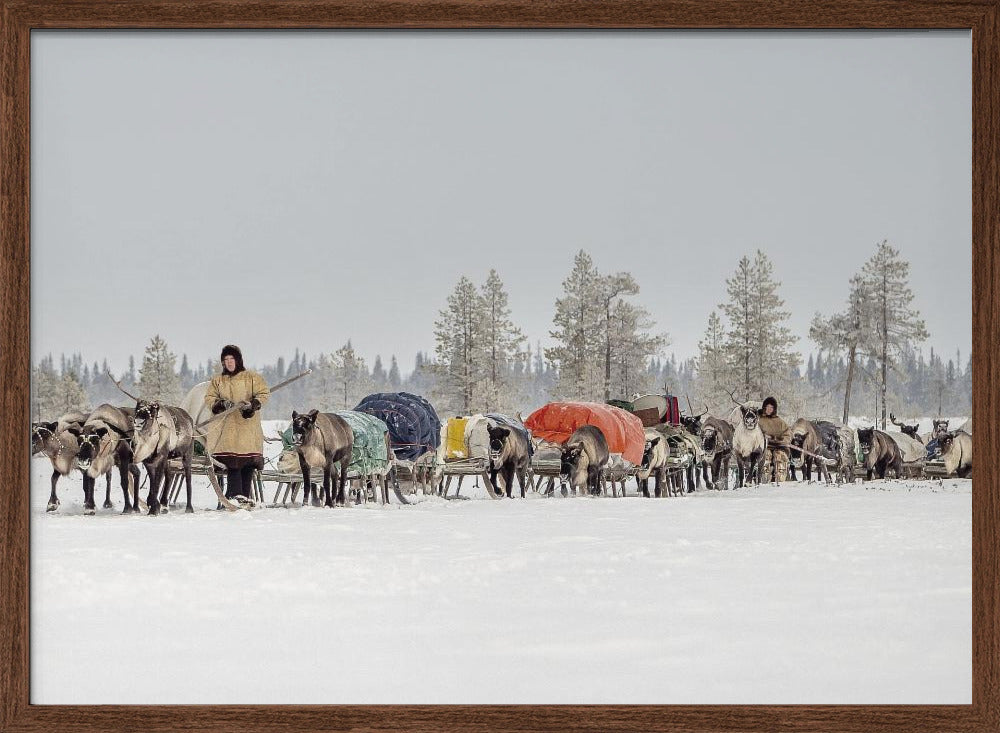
[31,394,973,516]
[670,405,972,493]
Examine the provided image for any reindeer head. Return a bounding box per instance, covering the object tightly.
[932,419,950,439]
[739,405,759,431]
[700,424,719,453]
[30,421,58,454]
[76,427,109,470]
[290,410,320,446]
[133,400,161,432]
[789,429,808,467]
[937,431,957,456]
[856,427,876,456]
[726,389,759,431]
[560,441,586,481]
[890,413,920,440]
[680,415,703,436]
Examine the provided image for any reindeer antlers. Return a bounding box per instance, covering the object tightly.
[726,387,745,408]
[106,369,140,402]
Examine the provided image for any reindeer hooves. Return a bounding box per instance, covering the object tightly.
[147,506,160,516]
[83,506,96,516]
[185,506,194,514]
[103,500,113,509]
[46,501,59,512]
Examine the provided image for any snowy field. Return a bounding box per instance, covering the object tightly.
[30,422,971,705]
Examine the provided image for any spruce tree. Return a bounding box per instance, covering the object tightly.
[721,250,799,401]
[478,269,525,412]
[810,274,873,423]
[371,355,388,391]
[331,340,373,410]
[433,276,484,414]
[388,355,402,389]
[546,250,604,400]
[137,335,182,403]
[696,310,729,409]
[860,240,929,428]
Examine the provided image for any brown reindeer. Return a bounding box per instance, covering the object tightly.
[789,419,834,484]
[937,431,972,478]
[290,410,355,507]
[131,399,196,515]
[636,429,669,498]
[74,404,141,515]
[487,422,532,498]
[32,412,115,511]
[856,427,903,481]
[560,425,609,496]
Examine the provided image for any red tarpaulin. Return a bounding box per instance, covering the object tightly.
[524,402,645,465]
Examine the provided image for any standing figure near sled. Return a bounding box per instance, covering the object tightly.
[757,396,791,483]
[203,344,271,502]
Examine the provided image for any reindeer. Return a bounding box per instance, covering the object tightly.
[32,412,115,512]
[788,419,834,484]
[889,413,923,443]
[290,410,354,507]
[696,416,734,490]
[813,421,857,485]
[487,422,532,498]
[937,430,972,478]
[856,427,903,481]
[75,404,141,515]
[559,425,609,496]
[678,405,707,491]
[636,429,669,498]
[726,390,765,489]
[131,399,196,514]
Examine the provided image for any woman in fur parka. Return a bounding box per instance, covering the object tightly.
[758,396,791,483]
[203,344,270,501]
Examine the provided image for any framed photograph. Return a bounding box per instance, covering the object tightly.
[2,1,996,732]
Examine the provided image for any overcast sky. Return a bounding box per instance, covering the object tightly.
[31,30,971,375]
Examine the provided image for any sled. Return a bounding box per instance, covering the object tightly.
[922,459,951,478]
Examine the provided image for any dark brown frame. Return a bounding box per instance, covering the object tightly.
[1,1,996,731]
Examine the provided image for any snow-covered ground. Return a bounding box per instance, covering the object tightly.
[30,425,971,705]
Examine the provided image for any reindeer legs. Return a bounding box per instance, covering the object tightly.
[81,474,96,515]
[146,461,163,515]
[182,451,194,513]
[117,461,133,514]
[103,470,114,509]
[337,461,349,506]
[47,470,60,512]
[322,465,334,508]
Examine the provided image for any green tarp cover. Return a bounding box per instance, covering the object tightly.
[281,411,391,477]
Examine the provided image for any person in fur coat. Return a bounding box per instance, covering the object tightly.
[757,396,791,483]
[203,344,270,501]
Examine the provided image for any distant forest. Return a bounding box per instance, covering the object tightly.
[31,243,971,426]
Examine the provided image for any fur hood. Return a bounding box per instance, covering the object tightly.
[759,396,779,416]
[220,344,245,375]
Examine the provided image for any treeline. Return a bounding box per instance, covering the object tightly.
[31,243,971,425]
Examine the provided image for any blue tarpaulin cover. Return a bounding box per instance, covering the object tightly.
[354,392,442,462]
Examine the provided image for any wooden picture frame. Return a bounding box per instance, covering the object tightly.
[1,1,995,731]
